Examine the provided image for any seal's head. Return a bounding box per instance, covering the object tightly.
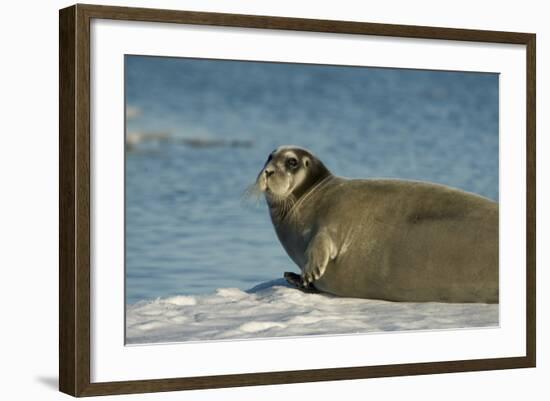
[256,146,331,211]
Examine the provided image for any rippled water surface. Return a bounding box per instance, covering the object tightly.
[125,56,498,304]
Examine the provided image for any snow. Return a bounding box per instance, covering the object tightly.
[126,279,499,344]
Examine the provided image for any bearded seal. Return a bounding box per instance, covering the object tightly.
[255,146,498,303]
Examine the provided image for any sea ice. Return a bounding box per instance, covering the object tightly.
[126,279,499,345]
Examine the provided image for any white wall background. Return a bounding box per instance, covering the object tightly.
[0,0,546,400]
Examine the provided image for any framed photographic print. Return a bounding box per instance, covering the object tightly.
[59,4,536,397]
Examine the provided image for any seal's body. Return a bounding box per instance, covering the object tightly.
[256,146,498,303]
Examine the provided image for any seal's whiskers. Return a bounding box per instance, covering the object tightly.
[240,182,263,207]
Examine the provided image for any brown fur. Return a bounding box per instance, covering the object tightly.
[259,147,499,303]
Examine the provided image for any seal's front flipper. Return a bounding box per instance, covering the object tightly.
[284,272,320,293]
[303,231,337,285]
[284,271,302,287]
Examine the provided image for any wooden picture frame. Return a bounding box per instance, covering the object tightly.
[59,3,536,397]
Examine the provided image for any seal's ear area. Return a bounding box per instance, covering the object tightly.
[303,157,310,167]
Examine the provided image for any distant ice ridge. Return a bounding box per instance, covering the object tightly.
[125,131,253,150]
[126,279,499,344]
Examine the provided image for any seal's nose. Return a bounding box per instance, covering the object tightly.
[264,168,274,178]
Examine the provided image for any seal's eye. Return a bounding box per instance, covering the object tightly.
[286,157,299,169]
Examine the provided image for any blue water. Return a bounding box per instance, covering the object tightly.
[125,55,499,304]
